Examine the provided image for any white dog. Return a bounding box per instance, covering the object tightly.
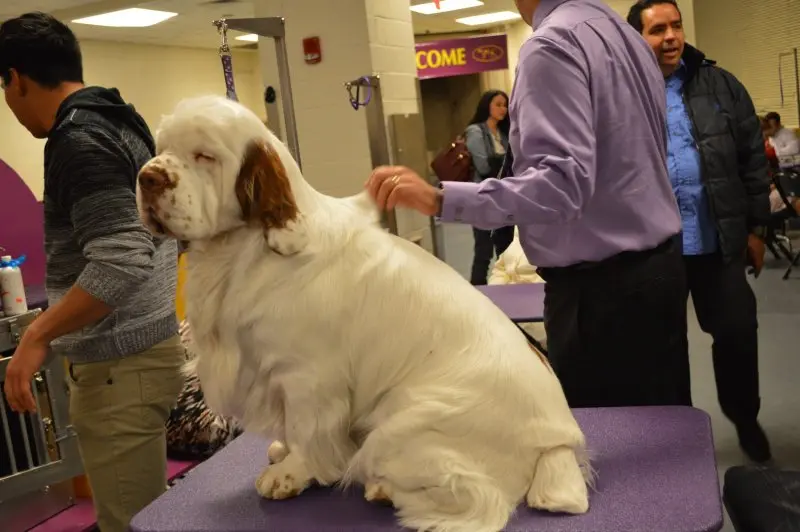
[136,95,591,532]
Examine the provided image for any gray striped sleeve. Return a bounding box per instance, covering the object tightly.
[51,126,157,307]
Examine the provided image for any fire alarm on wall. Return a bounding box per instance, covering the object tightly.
[303,37,322,65]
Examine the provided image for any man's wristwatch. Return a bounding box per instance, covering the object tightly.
[435,189,444,217]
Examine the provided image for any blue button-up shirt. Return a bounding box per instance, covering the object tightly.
[666,62,717,255]
[439,0,681,267]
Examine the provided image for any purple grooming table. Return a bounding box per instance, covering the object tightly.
[476,283,544,323]
[130,406,723,532]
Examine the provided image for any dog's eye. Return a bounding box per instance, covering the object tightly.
[194,153,215,163]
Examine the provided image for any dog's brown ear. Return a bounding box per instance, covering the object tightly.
[235,140,298,231]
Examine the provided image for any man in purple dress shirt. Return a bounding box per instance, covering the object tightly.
[366,0,692,408]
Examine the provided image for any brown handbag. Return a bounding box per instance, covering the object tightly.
[430,136,473,183]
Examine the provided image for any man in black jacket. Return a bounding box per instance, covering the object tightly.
[1,12,183,530]
[628,0,772,462]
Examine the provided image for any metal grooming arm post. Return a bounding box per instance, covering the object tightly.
[222,17,302,169]
[345,75,398,236]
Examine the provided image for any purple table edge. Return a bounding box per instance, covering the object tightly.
[476,283,545,323]
[130,406,724,532]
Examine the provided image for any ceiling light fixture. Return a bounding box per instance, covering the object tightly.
[72,8,177,28]
[235,34,259,42]
[455,11,522,25]
[410,0,484,15]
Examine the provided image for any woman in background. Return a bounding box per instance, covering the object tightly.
[464,90,512,285]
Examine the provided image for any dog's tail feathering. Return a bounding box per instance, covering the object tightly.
[392,460,516,532]
[346,430,518,532]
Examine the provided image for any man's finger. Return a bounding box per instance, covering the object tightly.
[5,377,21,413]
[367,166,398,186]
[22,386,37,413]
[376,177,396,211]
[386,185,402,211]
[366,167,394,199]
[365,173,380,198]
[3,379,12,410]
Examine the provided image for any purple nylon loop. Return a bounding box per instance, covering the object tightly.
[215,20,238,102]
[220,52,238,102]
[348,76,372,110]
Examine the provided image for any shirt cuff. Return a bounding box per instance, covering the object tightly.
[439,181,479,223]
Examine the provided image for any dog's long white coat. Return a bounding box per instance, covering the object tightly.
[136,96,591,532]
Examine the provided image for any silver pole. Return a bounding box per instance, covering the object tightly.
[0,398,18,473]
[275,31,302,169]
[346,75,398,235]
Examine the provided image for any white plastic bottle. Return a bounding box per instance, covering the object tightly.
[0,255,28,316]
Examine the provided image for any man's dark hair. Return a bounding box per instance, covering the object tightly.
[765,112,781,124]
[626,0,682,33]
[0,12,83,89]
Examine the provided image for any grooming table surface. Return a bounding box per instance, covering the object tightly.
[476,283,545,323]
[130,406,722,532]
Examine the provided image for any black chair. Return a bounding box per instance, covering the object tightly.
[724,465,800,532]
[766,168,800,280]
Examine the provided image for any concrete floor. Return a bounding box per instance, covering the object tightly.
[439,222,800,532]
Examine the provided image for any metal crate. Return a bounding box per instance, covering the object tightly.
[0,310,83,529]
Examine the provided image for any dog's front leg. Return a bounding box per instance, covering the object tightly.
[256,390,356,499]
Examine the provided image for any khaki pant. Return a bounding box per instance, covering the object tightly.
[68,336,184,532]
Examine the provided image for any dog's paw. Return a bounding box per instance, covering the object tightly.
[364,480,393,506]
[255,455,311,500]
[268,440,288,464]
[267,218,308,256]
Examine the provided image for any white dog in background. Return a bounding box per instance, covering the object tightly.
[136,95,591,532]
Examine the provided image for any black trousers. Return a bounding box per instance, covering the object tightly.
[540,238,692,408]
[470,226,514,285]
[685,253,760,425]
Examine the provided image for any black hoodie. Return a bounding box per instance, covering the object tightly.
[44,86,156,209]
[42,86,179,362]
[51,86,155,154]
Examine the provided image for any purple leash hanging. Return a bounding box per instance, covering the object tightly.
[214,20,238,102]
[346,76,372,110]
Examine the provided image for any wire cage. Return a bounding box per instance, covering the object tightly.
[0,309,83,530]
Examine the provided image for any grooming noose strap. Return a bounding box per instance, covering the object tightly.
[215,20,238,102]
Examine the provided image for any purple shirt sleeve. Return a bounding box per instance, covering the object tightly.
[439,36,596,230]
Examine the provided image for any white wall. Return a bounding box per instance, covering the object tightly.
[255,0,433,244]
[0,41,263,200]
[694,0,799,127]
[505,20,532,89]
